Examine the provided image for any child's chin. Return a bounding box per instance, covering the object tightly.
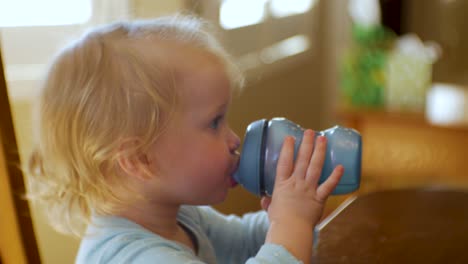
[209,190,230,204]
[229,176,238,188]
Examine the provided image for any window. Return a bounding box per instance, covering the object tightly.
[0,0,92,27]
[200,0,320,79]
[270,0,316,18]
[219,0,317,29]
[1,0,130,100]
[219,0,267,29]
[259,35,310,64]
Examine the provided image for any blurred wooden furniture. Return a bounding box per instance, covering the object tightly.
[323,107,468,217]
[0,44,40,263]
[339,107,468,190]
[314,188,468,263]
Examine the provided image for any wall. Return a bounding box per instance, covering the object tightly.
[132,0,185,18]
[218,59,325,214]
[404,0,468,88]
[319,0,351,128]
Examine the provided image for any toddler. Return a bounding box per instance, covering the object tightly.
[27,15,343,264]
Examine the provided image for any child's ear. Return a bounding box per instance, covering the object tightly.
[117,139,152,181]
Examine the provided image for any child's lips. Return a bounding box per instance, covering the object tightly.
[229,156,240,188]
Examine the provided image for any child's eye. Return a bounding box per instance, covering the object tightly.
[210,115,223,130]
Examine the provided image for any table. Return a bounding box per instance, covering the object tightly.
[313,188,468,263]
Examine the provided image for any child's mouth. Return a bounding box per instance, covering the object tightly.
[229,156,240,188]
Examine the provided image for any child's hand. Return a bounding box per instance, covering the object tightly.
[263,130,344,263]
[267,129,344,227]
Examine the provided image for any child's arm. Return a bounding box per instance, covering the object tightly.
[263,130,344,263]
[194,206,268,261]
[195,207,304,263]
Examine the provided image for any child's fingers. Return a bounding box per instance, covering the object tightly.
[305,136,327,185]
[316,165,344,201]
[292,130,315,179]
[275,136,295,182]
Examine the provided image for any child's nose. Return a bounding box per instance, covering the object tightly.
[229,130,241,153]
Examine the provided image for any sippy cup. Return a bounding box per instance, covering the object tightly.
[233,118,362,196]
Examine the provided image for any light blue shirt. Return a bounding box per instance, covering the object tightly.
[76,206,301,263]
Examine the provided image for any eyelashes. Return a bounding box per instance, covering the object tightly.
[210,115,224,130]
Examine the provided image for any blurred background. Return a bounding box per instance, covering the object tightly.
[1,0,467,263]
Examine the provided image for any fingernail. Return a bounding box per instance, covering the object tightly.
[337,165,344,173]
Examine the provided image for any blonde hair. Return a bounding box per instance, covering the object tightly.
[27,15,244,237]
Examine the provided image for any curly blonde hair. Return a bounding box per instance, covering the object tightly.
[27,15,244,237]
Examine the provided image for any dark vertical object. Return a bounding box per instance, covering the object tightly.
[0,45,41,263]
[379,0,403,35]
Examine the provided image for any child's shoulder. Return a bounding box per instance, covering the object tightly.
[75,215,195,263]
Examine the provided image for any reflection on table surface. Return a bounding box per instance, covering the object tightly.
[313,188,468,263]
